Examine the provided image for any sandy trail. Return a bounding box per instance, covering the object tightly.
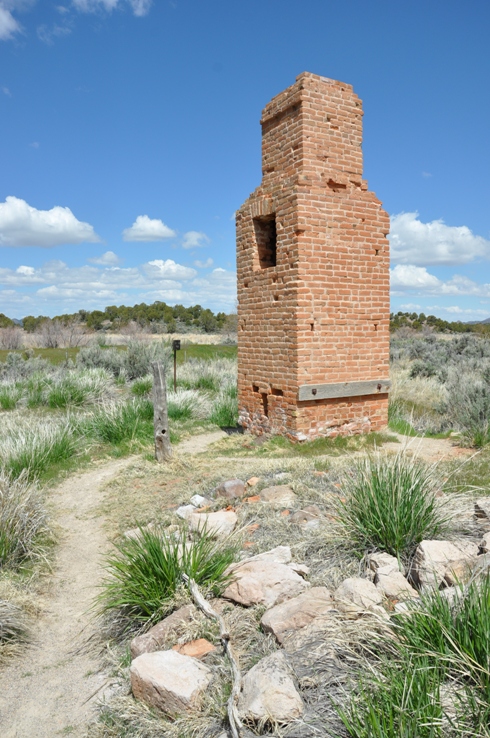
[0,458,134,738]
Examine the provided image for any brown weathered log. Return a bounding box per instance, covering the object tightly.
[151,361,172,462]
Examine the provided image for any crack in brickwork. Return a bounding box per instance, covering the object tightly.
[236,72,390,440]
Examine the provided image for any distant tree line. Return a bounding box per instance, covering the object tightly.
[390,311,490,334]
[17,301,236,335]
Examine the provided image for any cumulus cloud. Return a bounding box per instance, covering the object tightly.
[390,264,441,292]
[390,264,490,299]
[122,215,176,242]
[0,257,236,316]
[88,250,121,266]
[0,5,21,39]
[72,0,152,15]
[182,231,210,249]
[0,196,101,247]
[389,212,490,266]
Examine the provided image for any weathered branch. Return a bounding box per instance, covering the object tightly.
[182,573,242,738]
[151,361,172,462]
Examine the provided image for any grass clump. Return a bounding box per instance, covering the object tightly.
[83,398,154,446]
[0,600,28,643]
[1,420,77,483]
[0,472,49,568]
[97,525,236,626]
[335,452,447,559]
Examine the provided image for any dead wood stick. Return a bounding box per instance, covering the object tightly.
[151,360,172,462]
[182,573,242,738]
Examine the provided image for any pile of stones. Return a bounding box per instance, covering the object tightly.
[124,479,490,735]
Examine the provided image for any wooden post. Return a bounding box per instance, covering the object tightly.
[151,361,172,462]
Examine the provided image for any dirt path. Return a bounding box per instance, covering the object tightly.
[381,432,473,462]
[0,458,135,738]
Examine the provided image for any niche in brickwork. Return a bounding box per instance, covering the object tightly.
[254,215,277,268]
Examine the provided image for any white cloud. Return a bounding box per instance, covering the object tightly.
[122,214,176,242]
[72,0,152,15]
[0,257,236,316]
[422,172,432,178]
[194,258,214,268]
[0,5,21,39]
[391,264,490,299]
[0,196,101,247]
[182,231,210,249]
[399,303,422,310]
[389,212,490,266]
[390,264,441,291]
[37,20,72,44]
[1,85,11,95]
[88,250,121,265]
[29,141,39,148]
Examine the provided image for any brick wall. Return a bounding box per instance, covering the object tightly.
[236,72,390,439]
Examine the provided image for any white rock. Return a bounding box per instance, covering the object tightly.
[243,545,292,565]
[334,578,383,610]
[238,651,303,725]
[124,522,155,540]
[259,485,298,507]
[175,504,196,520]
[190,494,212,508]
[288,562,310,578]
[223,560,310,607]
[188,510,237,538]
[412,540,479,589]
[130,650,212,715]
[261,587,334,643]
[368,552,404,577]
[375,571,419,601]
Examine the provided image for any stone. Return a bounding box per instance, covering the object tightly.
[368,551,404,577]
[172,638,216,659]
[190,494,212,508]
[216,479,246,499]
[480,532,490,553]
[130,650,212,715]
[375,571,418,601]
[290,510,320,528]
[238,651,303,725]
[334,578,383,610]
[175,504,196,520]
[188,510,237,538]
[124,522,155,540]
[242,545,292,565]
[288,562,310,577]
[223,560,310,608]
[247,476,260,487]
[472,552,490,576]
[411,540,479,589]
[130,605,197,659]
[475,498,490,521]
[259,485,298,506]
[261,587,334,643]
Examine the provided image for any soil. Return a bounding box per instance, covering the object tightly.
[0,429,473,736]
[0,458,135,738]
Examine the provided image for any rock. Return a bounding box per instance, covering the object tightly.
[130,605,197,659]
[172,638,216,659]
[288,562,310,578]
[190,494,212,508]
[238,651,303,725]
[290,510,320,528]
[175,504,196,520]
[368,552,404,577]
[472,552,490,576]
[130,650,212,715]
[480,531,490,553]
[247,476,260,487]
[242,545,292,565]
[411,540,479,589]
[223,560,310,608]
[475,498,490,521]
[261,587,334,643]
[216,479,246,500]
[188,510,237,538]
[375,571,419,600]
[124,523,155,540]
[334,578,383,610]
[259,485,298,507]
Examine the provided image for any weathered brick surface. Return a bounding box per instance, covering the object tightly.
[236,72,389,439]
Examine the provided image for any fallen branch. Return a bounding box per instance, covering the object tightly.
[182,573,242,738]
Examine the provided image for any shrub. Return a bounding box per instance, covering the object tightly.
[335,452,447,559]
[0,472,49,568]
[445,370,490,447]
[97,525,236,625]
[0,419,77,482]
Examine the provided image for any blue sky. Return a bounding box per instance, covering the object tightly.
[0,0,489,322]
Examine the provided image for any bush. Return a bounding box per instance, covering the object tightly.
[335,452,447,559]
[97,525,236,625]
[445,371,490,447]
[0,472,49,568]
